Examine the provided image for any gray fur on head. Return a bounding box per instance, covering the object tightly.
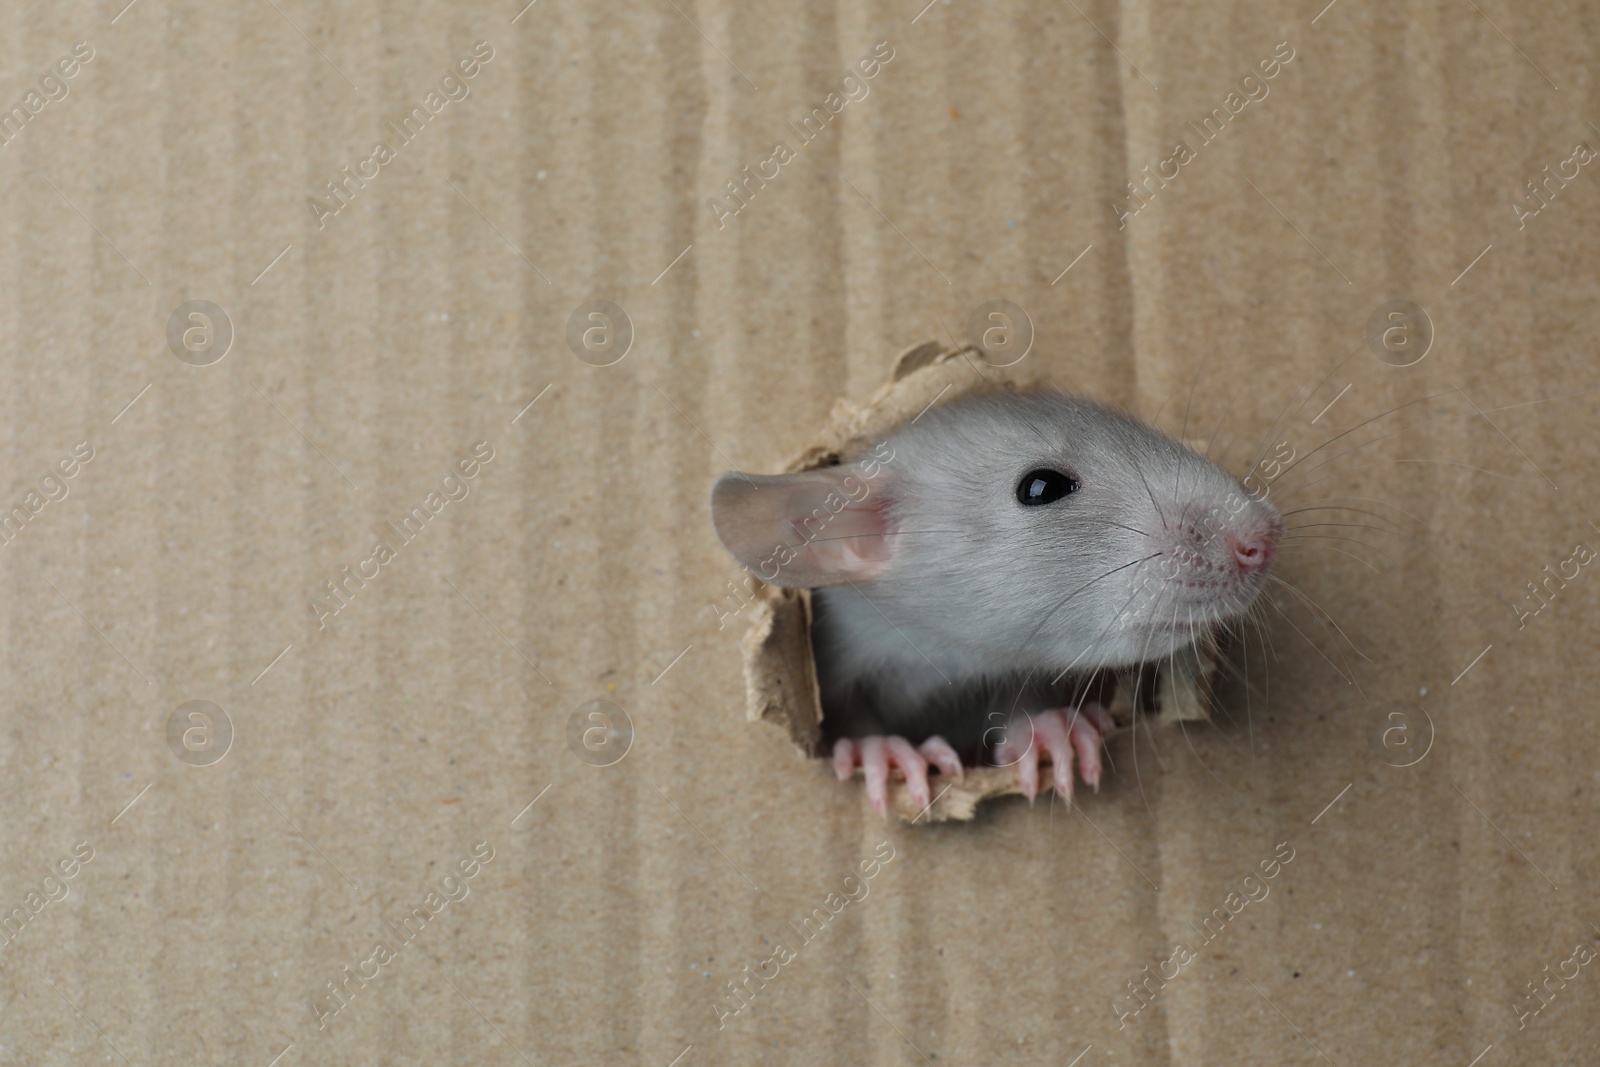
[711,389,1281,743]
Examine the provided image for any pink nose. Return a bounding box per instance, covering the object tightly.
[1229,530,1276,571]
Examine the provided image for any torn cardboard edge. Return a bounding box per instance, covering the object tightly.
[736,341,1218,822]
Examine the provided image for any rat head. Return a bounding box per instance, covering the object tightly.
[710,390,1281,670]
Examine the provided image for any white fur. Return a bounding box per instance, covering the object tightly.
[804,390,1281,742]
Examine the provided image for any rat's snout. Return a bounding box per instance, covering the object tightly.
[1221,501,1283,588]
[1228,525,1278,573]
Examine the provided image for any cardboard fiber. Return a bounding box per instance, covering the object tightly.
[736,342,1218,821]
[0,1,1597,1066]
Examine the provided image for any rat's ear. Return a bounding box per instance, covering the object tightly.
[710,468,895,588]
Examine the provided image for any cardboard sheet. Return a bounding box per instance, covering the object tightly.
[0,1,1596,1065]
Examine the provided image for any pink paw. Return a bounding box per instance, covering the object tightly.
[991,704,1115,804]
[833,735,965,816]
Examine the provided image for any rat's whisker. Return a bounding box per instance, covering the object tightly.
[1244,601,1275,762]
[1127,449,1169,529]
[1239,365,1567,489]
[1201,375,1246,462]
[1337,494,1448,534]
[1268,427,1411,500]
[1081,518,1154,538]
[1025,553,1165,660]
[1277,532,1398,566]
[1278,503,1411,533]
[1263,596,1352,685]
[1284,521,1413,541]
[1276,540,1385,577]
[1173,632,1245,797]
[1238,617,1258,769]
[1269,457,1529,506]
[797,529,969,545]
[1271,387,1461,481]
[1383,458,1524,480]
[1265,574,1370,663]
[1282,497,1503,607]
[1252,599,1279,664]
[1236,378,1320,487]
[1125,584,1171,819]
[1272,385,1554,501]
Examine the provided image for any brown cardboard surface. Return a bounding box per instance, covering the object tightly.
[0,2,1597,1065]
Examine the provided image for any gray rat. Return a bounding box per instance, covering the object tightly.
[710,389,1281,815]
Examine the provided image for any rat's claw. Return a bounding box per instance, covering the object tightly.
[833,733,965,816]
[998,722,1042,800]
[1065,706,1108,791]
[992,704,1114,804]
[833,737,859,781]
[917,736,965,782]
[993,715,1066,801]
[885,737,931,812]
[1080,701,1116,737]
[1032,712,1076,803]
[992,718,1036,798]
[856,737,892,814]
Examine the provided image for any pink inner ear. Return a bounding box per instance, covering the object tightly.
[793,497,894,578]
[711,467,898,588]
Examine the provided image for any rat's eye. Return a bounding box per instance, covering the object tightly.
[1017,468,1079,506]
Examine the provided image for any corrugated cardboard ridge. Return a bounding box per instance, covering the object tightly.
[739,341,1216,821]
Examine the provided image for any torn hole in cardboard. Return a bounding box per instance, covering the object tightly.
[734,341,1218,822]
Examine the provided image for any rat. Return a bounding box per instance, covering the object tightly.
[710,389,1282,815]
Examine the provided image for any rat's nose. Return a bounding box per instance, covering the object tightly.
[1229,527,1277,572]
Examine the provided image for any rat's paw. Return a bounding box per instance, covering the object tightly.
[991,704,1115,804]
[833,735,965,816]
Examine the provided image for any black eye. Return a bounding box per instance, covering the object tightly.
[1017,468,1079,506]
